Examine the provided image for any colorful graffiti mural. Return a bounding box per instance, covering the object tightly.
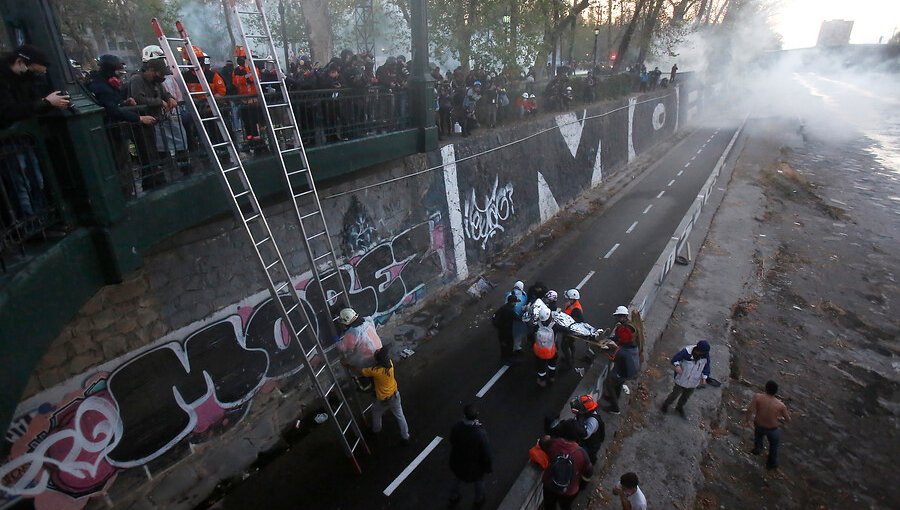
[0,213,448,509]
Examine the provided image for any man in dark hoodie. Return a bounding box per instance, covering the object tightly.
[448,404,492,507]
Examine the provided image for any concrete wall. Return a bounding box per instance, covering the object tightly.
[0,82,703,510]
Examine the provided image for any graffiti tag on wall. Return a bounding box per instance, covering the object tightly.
[463,177,515,250]
[1,213,448,510]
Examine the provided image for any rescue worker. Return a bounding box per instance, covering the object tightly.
[544,290,559,311]
[337,307,383,392]
[181,46,226,99]
[610,306,637,346]
[533,307,558,387]
[560,289,584,368]
[570,394,604,464]
[231,46,260,141]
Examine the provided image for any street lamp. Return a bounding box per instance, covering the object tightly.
[592,26,601,67]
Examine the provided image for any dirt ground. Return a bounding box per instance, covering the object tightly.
[587,116,899,510]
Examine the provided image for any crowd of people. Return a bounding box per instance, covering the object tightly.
[333,272,791,510]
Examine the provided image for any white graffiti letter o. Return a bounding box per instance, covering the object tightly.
[652,103,666,131]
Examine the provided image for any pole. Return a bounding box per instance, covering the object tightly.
[593,32,598,66]
[278,0,289,68]
[409,0,436,151]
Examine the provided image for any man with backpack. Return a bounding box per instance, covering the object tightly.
[539,423,593,509]
[570,395,604,464]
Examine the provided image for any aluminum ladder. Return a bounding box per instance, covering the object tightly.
[152,17,369,474]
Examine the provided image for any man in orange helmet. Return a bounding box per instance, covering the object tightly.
[232,46,261,142]
[570,394,604,464]
[181,46,226,99]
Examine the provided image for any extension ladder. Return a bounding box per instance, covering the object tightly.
[152,15,369,474]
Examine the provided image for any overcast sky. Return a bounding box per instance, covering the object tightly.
[773,0,900,49]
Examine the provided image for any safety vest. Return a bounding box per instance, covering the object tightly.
[563,300,582,317]
[232,65,257,95]
[184,70,227,99]
[533,324,557,359]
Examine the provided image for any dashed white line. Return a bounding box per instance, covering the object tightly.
[667,179,675,187]
[684,161,691,167]
[656,190,666,198]
[576,270,595,290]
[476,366,509,398]
[696,149,703,154]
[677,170,684,176]
[604,243,620,258]
[626,221,638,234]
[690,155,696,161]
[642,204,653,214]
[384,437,443,496]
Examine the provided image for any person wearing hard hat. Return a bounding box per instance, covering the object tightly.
[610,305,636,345]
[336,307,383,369]
[570,394,604,464]
[533,305,558,387]
[560,289,584,369]
[181,46,226,99]
[661,340,712,418]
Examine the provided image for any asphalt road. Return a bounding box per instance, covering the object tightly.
[219,121,739,510]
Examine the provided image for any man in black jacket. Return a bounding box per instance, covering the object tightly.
[491,294,519,364]
[0,44,70,130]
[448,404,492,507]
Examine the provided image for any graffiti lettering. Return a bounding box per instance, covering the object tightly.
[652,103,666,131]
[2,211,449,508]
[463,177,515,249]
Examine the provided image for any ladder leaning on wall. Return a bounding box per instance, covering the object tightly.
[151,9,369,474]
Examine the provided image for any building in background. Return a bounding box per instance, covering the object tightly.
[817,20,854,47]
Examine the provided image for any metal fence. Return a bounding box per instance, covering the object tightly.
[0,131,66,273]
[104,88,411,199]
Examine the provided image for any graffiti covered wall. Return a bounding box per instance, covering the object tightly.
[1,84,699,510]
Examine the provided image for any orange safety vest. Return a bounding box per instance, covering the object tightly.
[232,65,257,96]
[533,324,557,360]
[184,70,227,100]
[563,300,582,317]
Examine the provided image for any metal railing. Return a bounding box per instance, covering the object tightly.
[0,130,67,273]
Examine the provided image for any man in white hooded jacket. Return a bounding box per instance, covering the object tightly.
[661,340,711,418]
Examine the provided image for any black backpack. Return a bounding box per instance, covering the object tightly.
[546,453,574,494]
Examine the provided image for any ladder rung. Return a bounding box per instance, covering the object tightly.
[275,281,290,294]
[267,103,289,108]
[259,80,280,86]
[264,260,279,270]
[313,252,331,262]
[272,125,294,131]
[341,419,352,435]
[234,190,251,199]
[285,302,299,315]
[245,34,268,39]
[320,271,339,281]
[188,90,207,96]
[324,383,336,397]
[245,213,260,222]
[294,324,308,337]
[211,141,229,148]
[301,211,320,221]
[334,401,345,417]
[307,231,326,241]
[254,236,270,247]
[293,190,314,199]
[201,116,221,122]
[223,166,240,173]
[315,363,328,378]
[306,346,318,359]
[281,147,303,154]
[286,168,308,177]
[237,10,262,15]
[351,437,361,453]
[176,64,194,69]
[166,37,186,42]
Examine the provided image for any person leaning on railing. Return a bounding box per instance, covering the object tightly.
[0,44,70,222]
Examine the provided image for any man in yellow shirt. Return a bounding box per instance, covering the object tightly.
[359,348,410,444]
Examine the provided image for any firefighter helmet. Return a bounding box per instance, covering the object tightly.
[141,45,164,62]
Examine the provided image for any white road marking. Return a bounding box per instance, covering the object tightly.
[667,179,675,187]
[642,204,653,214]
[576,270,595,290]
[476,366,510,398]
[604,243,620,258]
[384,437,443,496]
[690,155,696,161]
[626,221,638,234]
[657,190,666,198]
[684,161,691,167]
[696,149,703,154]
[677,170,684,176]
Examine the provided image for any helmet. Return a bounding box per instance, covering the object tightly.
[570,394,598,413]
[473,80,482,87]
[544,290,557,302]
[514,280,524,291]
[180,44,204,61]
[98,54,125,72]
[537,306,551,322]
[522,92,529,99]
[235,45,247,58]
[529,94,536,98]
[338,308,358,326]
[565,289,580,300]
[614,305,629,316]
[142,45,164,63]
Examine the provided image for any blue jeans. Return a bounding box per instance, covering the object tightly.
[1,147,45,219]
[753,425,781,468]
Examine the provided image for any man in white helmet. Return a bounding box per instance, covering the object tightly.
[560,289,584,368]
[336,307,383,369]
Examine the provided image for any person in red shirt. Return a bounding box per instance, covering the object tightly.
[540,423,594,510]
